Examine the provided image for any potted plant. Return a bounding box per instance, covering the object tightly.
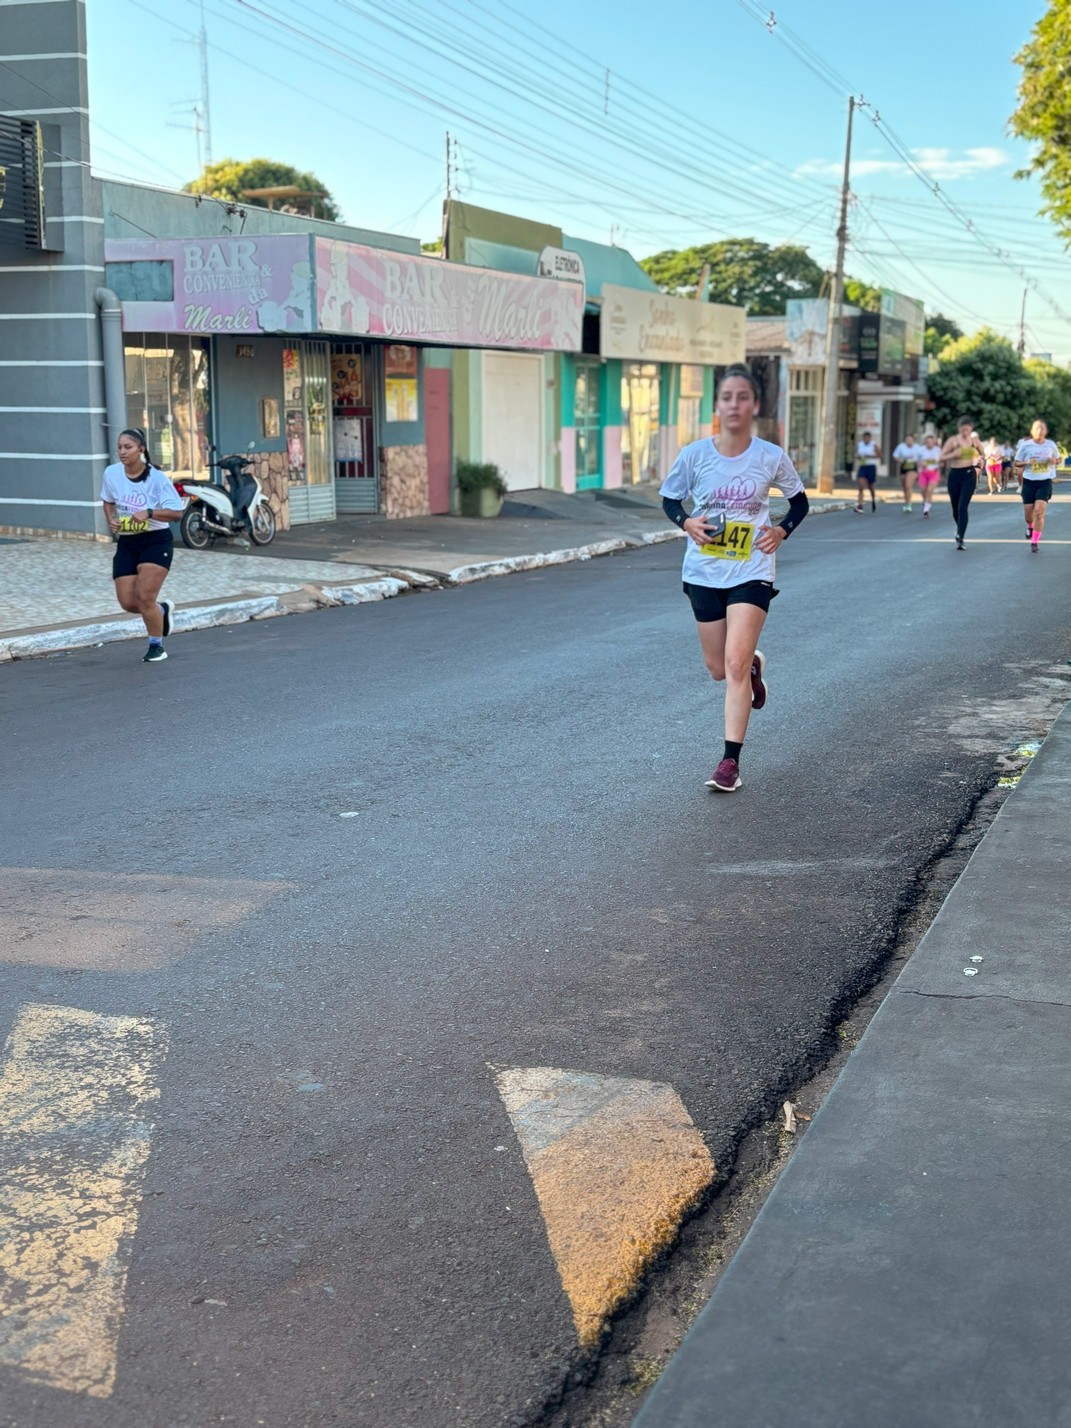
[456,460,507,518]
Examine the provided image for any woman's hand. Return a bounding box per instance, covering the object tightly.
[683,514,716,545]
[755,525,786,555]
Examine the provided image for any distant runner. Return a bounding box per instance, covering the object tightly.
[917,434,941,518]
[1001,439,1015,493]
[984,437,1004,495]
[100,428,184,661]
[854,432,881,514]
[661,364,809,793]
[1014,419,1060,554]
[892,433,922,512]
[939,419,984,550]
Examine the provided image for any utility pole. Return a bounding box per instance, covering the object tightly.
[1018,288,1027,359]
[439,132,453,256]
[816,96,854,495]
[198,0,212,166]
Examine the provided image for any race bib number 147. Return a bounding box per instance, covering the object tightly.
[701,521,754,561]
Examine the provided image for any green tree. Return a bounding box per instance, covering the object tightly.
[924,312,963,356]
[843,277,881,312]
[184,158,341,222]
[927,330,1036,438]
[1010,0,1071,242]
[1024,357,1071,443]
[639,238,825,314]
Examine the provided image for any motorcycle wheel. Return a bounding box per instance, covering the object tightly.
[180,505,213,550]
[249,503,277,546]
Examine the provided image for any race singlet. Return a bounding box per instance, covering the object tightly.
[701,521,754,561]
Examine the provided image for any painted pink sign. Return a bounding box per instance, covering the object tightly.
[106,236,314,334]
[314,239,583,352]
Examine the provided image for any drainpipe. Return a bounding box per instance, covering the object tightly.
[95,287,126,462]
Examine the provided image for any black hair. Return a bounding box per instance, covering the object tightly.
[718,363,761,403]
[956,416,973,429]
[118,427,157,468]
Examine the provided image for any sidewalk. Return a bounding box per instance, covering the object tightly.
[634,706,1071,1427]
[0,485,850,660]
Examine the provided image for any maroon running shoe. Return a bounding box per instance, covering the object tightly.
[706,758,742,792]
[750,650,768,710]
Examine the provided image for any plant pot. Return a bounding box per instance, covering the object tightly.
[459,487,504,518]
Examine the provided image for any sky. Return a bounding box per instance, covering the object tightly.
[72,0,1071,359]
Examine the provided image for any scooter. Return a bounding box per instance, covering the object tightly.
[176,448,277,550]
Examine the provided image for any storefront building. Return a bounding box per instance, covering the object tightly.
[445,202,746,495]
[105,232,584,528]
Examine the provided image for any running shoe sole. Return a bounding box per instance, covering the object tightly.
[143,648,168,662]
[160,598,174,638]
[706,774,742,791]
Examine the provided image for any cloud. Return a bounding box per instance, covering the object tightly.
[795,147,1009,182]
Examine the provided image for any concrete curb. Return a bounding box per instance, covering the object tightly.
[0,504,852,661]
[0,580,409,662]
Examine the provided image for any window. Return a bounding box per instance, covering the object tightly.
[574,360,601,490]
[123,333,209,482]
[621,363,660,484]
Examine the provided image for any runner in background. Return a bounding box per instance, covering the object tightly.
[1001,438,1015,493]
[984,437,1004,495]
[854,432,882,514]
[1014,419,1060,554]
[661,364,809,793]
[917,434,941,518]
[939,419,985,551]
[100,428,184,661]
[892,433,921,512]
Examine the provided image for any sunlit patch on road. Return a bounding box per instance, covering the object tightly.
[495,1065,714,1350]
[0,867,291,971]
[0,1004,166,1398]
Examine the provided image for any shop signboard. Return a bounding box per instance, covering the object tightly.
[880,289,925,358]
[787,299,862,365]
[106,235,315,334]
[600,284,745,365]
[314,239,583,351]
[537,245,586,294]
[878,316,906,376]
[857,312,880,374]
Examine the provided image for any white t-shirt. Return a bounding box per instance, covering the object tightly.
[100,462,183,533]
[918,446,942,472]
[1015,439,1060,479]
[660,436,804,589]
[893,442,920,466]
[856,441,877,463]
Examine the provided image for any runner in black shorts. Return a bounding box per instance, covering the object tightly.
[1014,419,1060,553]
[100,429,184,661]
[661,364,809,792]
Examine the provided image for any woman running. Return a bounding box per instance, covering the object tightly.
[892,433,921,512]
[1014,419,1060,554]
[661,363,809,792]
[100,428,184,661]
[854,431,882,514]
[1001,439,1015,493]
[984,437,1004,495]
[939,419,984,550]
[917,434,941,518]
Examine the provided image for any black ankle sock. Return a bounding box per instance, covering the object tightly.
[723,740,743,762]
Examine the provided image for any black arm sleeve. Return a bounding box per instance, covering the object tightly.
[778,490,809,538]
[663,496,688,529]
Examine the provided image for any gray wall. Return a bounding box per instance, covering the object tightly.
[0,0,109,536]
[212,337,286,457]
[101,183,421,254]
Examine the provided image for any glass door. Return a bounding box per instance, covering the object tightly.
[286,341,337,525]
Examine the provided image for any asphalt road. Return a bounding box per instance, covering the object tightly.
[2,494,1070,1428]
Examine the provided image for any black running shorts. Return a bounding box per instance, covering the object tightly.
[112,529,174,579]
[1022,477,1053,505]
[683,580,779,623]
[858,464,877,484]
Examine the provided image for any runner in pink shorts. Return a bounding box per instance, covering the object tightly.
[917,434,941,518]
